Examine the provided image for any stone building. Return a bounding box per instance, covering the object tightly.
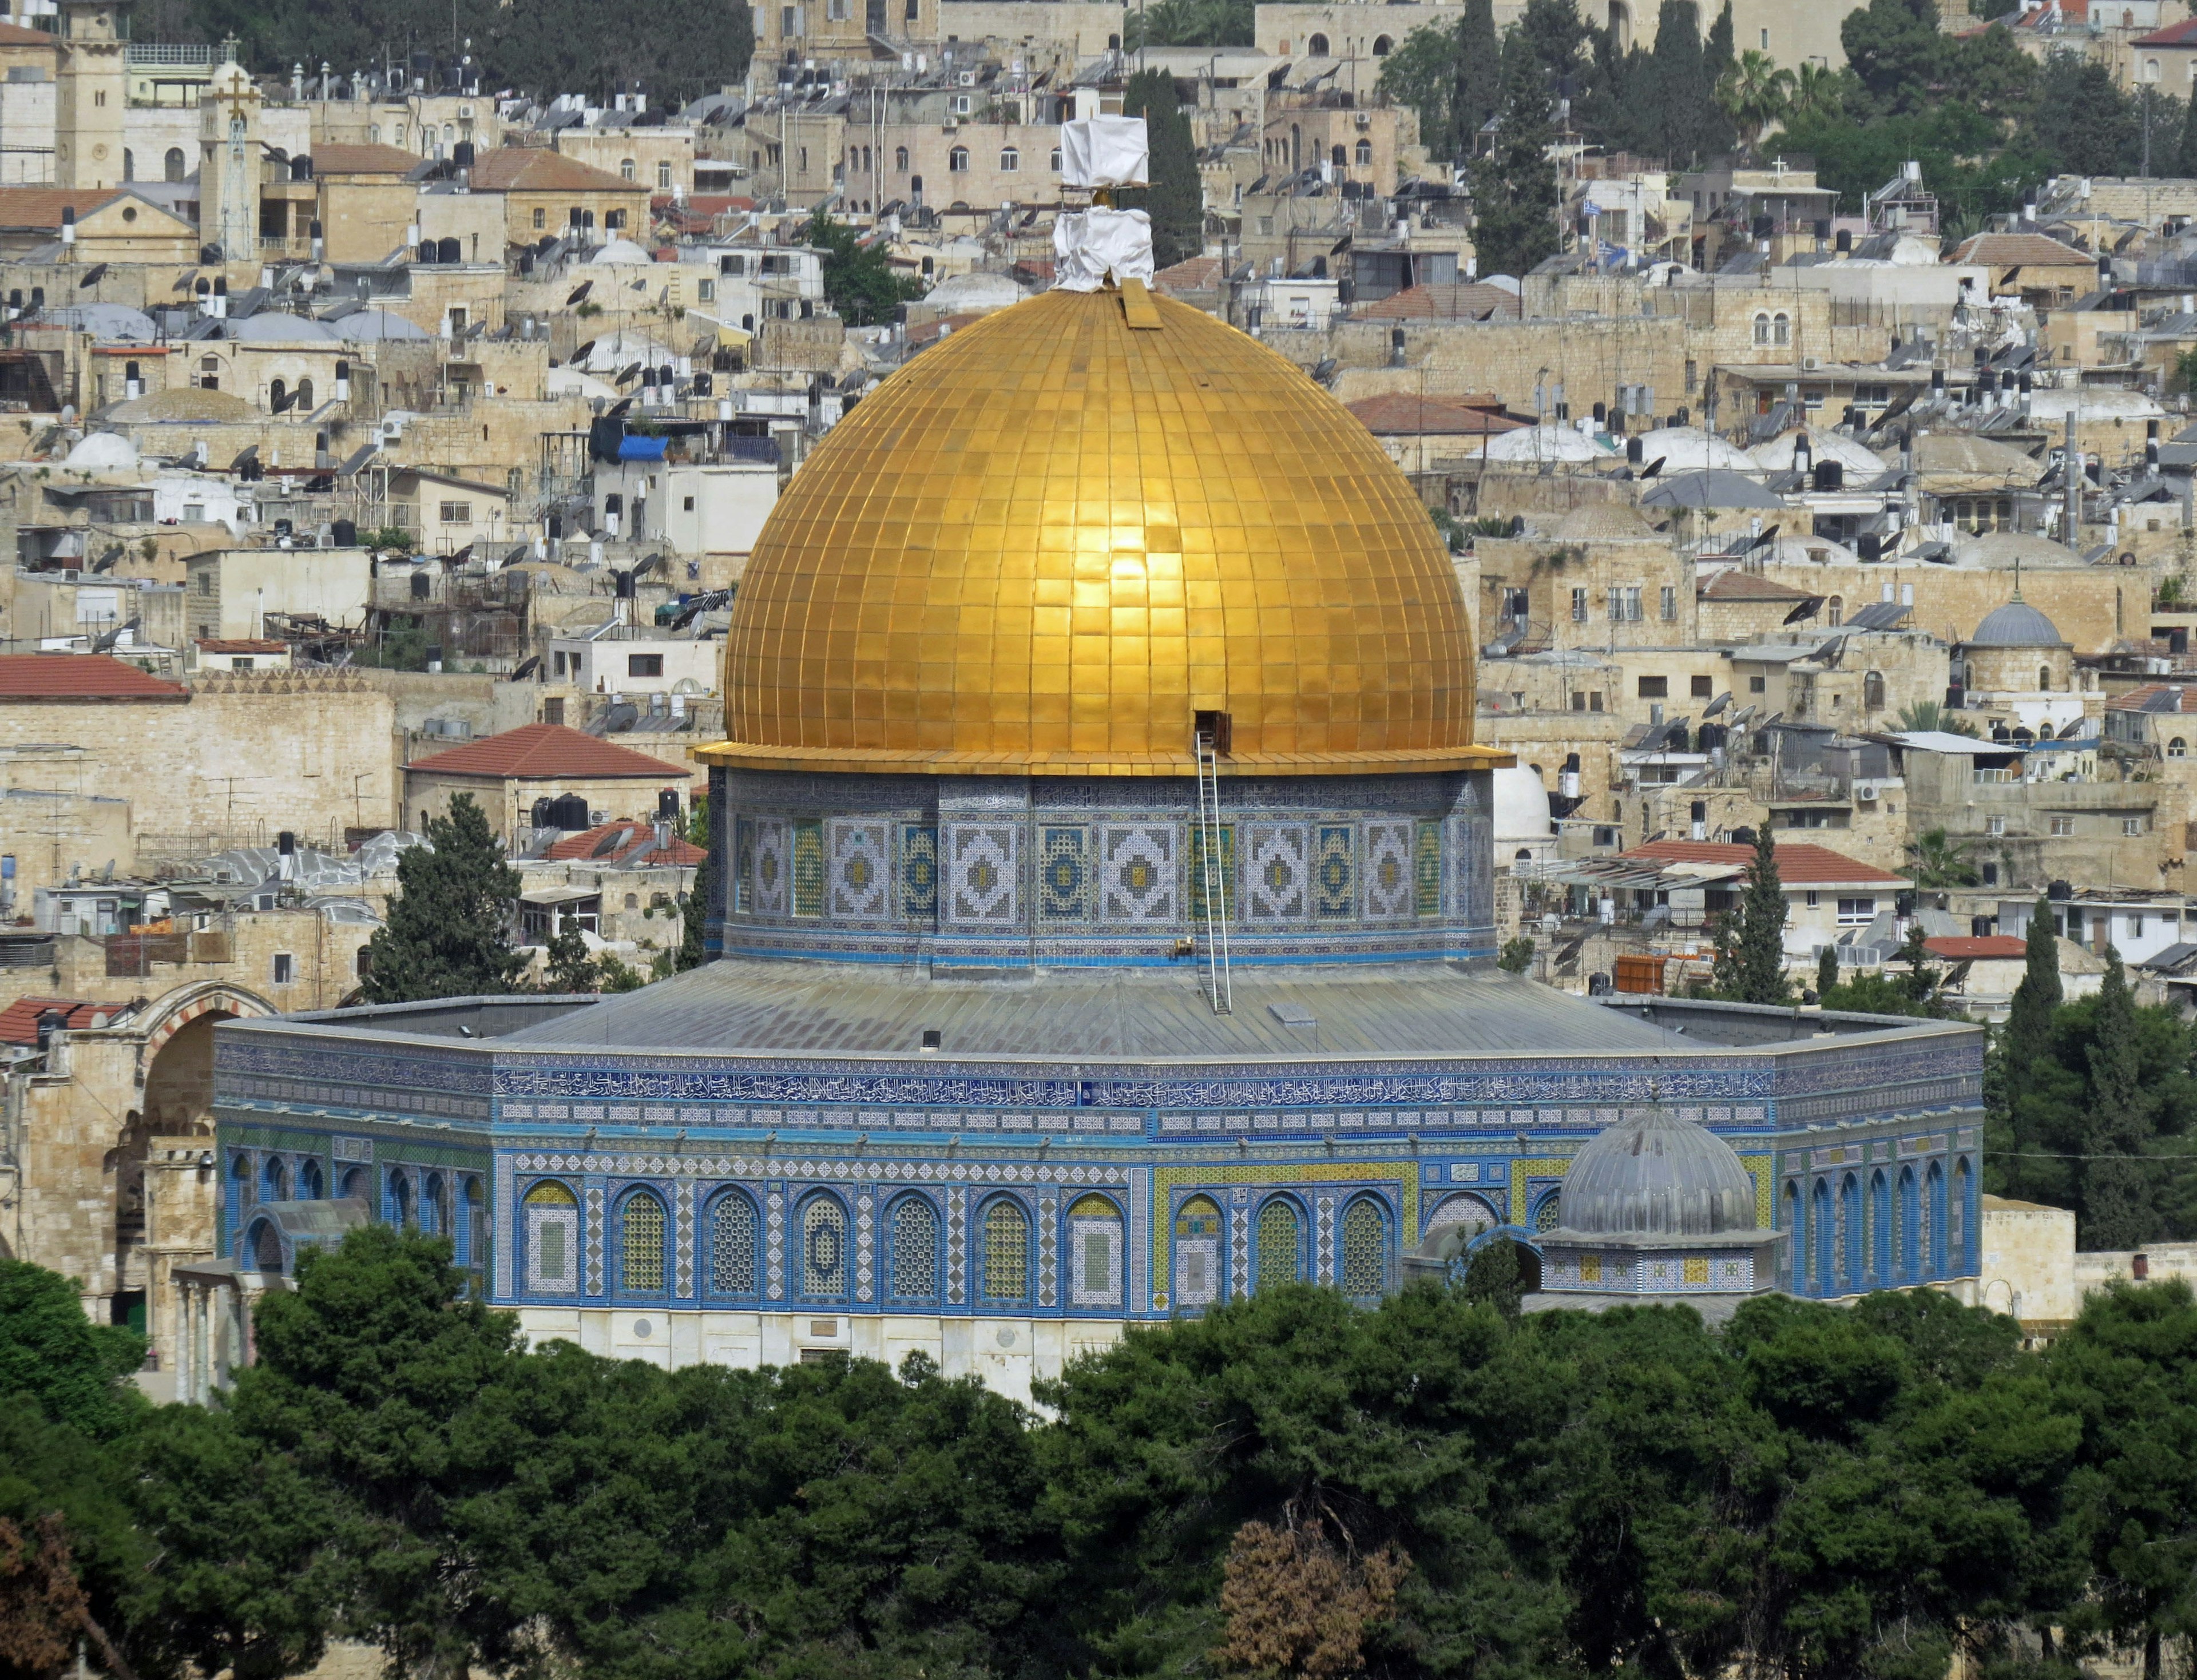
[208,285,1988,1401]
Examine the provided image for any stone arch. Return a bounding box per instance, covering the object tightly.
[136,982,279,1087]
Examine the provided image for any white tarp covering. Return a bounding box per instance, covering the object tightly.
[1052,206,1155,291]
[1058,115,1149,189]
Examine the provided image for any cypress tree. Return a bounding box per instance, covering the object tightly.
[1704,0,1734,73]
[1121,69,1203,269]
[360,795,526,1004]
[676,797,712,973]
[1453,0,1502,157]
[2003,897,2063,1075]
[2083,948,2155,1249]
[1734,825,1789,1004]
[1817,943,1839,999]
[1468,33,1561,277]
[2178,82,2197,178]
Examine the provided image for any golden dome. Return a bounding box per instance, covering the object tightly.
[699,286,1500,777]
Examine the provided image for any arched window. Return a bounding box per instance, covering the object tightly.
[621,157,637,180]
[895,145,909,170]
[1827,595,1843,626]
[391,1171,414,1228]
[709,1192,759,1294]
[2172,737,2188,759]
[1255,1196,1303,1290]
[339,1165,368,1200]
[889,1194,939,1299]
[1330,142,1347,167]
[1340,1197,1388,1300]
[422,1170,446,1235]
[1810,1179,1833,1294]
[1869,1170,1891,1288]
[1355,138,1373,166]
[250,1218,283,1274]
[1173,1196,1222,1308]
[463,1177,485,1270]
[165,146,185,181]
[1373,32,1393,52]
[524,1180,580,1292]
[300,1158,324,1199]
[1839,1174,1862,1294]
[268,378,287,412]
[1308,30,1329,52]
[122,148,133,181]
[1863,670,1885,711]
[981,1197,1029,1304]
[1953,1158,1973,1273]
[619,1189,667,1293]
[800,1195,848,1297]
[1753,312,1770,346]
[1068,1194,1122,1306]
[1534,1191,1562,1232]
[999,148,1019,172]
[1427,1192,1498,1246]
[295,378,314,411]
[1784,1181,1803,1292]
[657,160,672,191]
[2039,665,2052,692]
[263,1156,288,1202]
[1772,312,1791,347]
[949,146,969,172]
[1924,1161,1945,1276]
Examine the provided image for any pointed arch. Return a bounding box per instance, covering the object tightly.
[888,1192,941,1301]
[1173,1193,1223,1309]
[980,1196,1030,1304]
[1067,1193,1122,1308]
[1255,1194,1306,1291]
[707,1189,760,1296]
[617,1187,667,1293]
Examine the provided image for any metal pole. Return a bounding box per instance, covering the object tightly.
[2064,407,2080,551]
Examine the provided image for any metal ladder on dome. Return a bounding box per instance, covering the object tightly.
[1194,726,1233,1016]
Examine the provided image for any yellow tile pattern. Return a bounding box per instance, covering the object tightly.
[707,287,1481,775]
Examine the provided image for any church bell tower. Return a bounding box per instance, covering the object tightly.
[55,0,129,192]
[198,43,261,265]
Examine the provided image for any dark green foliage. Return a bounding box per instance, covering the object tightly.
[1704,0,1733,69]
[360,794,526,1005]
[2082,951,2155,1250]
[0,1258,145,1440]
[1376,0,1501,161]
[1461,1237,1525,1316]
[1456,0,1503,154]
[185,0,749,105]
[1123,0,1252,47]
[2180,80,2197,175]
[2024,54,2144,176]
[804,211,924,327]
[1711,827,1790,1006]
[1469,33,1561,277]
[1842,0,1950,118]
[1496,935,1535,973]
[1120,70,1203,269]
[1822,968,1940,1018]
[1818,943,1840,998]
[1628,0,1731,166]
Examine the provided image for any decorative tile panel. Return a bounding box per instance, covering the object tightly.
[1316,1193,1335,1283]
[946,824,1018,923]
[946,1186,967,1303]
[901,824,937,920]
[792,819,826,918]
[493,1153,513,1299]
[827,821,891,921]
[1038,826,1092,921]
[674,1178,694,1298]
[856,1189,875,1302]
[583,1180,605,1296]
[1038,1193,1058,1306]
[733,816,755,913]
[1364,821,1413,920]
[1415,821,1442,918]
[1243,823,1310,923]
[766,1185,786,1299]
[1188,822,1235,922]
[753,819,789,916]
[1101,824,1175,922]
[1313,824,1354,919]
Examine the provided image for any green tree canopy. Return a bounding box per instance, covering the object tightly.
[804,211,925,327]
[361,795,526,1004]
[1120,69,1204,269]
[0,1260,145,1440]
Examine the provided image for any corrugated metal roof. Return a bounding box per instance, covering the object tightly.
[496,960,1683,1060]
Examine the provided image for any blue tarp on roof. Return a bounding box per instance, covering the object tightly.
[617,434,668,461]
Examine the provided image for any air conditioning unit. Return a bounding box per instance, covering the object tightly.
[957,70,976,86]
[1801,355,1821,371]
[942,116,958,130]
[459,104,474,118]
[1855,783,1878,801]
[1354,110,1370,128]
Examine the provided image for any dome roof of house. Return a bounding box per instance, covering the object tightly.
[703,286,1492,776]
[64,431,140,468]
[1557,1106,1760,1237]
[1967,597,2068,648]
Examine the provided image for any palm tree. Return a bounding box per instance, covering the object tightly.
[1906,827,1981,890]
[1786,62,1847,124]
[1896,700,1978,738]
[1715,50,1794,149]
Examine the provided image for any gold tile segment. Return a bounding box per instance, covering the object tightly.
[697,286,1503,777]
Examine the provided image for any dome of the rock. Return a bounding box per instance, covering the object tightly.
[707,287,1485,777]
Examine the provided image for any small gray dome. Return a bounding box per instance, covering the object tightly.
[1560,1108,1759,1236]
[1967,598,2067,649]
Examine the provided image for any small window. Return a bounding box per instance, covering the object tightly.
[1661,585,1677,621]
[949,146,969,172]
[1750,676,1767,693]
[1988,816,2006,836]
[1354,138,1372,166]
[1753,312,1770,346]
[1637,676,1668,699]
[272,953,294,984]
[439,501,473,524]
[2125,816,2147,836]
[1571,587,1588,622]
[895,145,909,170]
[1836,897,1875,925]
[1805,889,1819,908]
[1000,148,1019,172]
[1773,312,1791,346]
[1691,675,1714,698]
[533,206,545,229]
[628,653,664,678]
[621,157,637,181]
[2172,737,2188,759]
[657,160,672,191]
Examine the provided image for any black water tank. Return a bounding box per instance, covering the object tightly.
[1858,533,1882,562]
[332,518,358,546]
[546,793,591,829]
[1732,825,1758,845]
[656,788,681,820]
[409,570,431,599]
[2048,879,2072,901]
[1813,460,1843,491]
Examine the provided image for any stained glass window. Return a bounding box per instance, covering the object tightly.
[621,1191,665,1292]
[982,1198,1028,1302]
[1069,1194,1121,1306]
[891,1196,938,1298]
[1175,1194,1222,1307]
[524,1180,577,1293]
[1534,1192,1562,1232]
[1340,1198,1386,1298]
[803,1197,847,1296]
[711,1194,757,1293]
[1256,1198,1300,1291]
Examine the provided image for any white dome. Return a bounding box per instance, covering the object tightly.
[922,271,1025,312]
[64,431,139,468]
[227,313,338,344]
[336,307,430,341]
[1479,424,1613,463]
[589,238,656,265]
[1632,426,1756,472]
[1492,765,1554,845]
[1747,428,1886,476]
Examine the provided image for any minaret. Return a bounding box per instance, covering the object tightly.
[55,0,129,192]
[199,41,261,264]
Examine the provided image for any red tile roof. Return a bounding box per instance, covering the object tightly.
[542,818,705,865]
[0,654,188,700]
[1700,569,1822,601]
[1152,255,1225,295]
[406,722,688,780]
[1945,232,2095,268]
[0,996,106,1046]
[0,21,59,46]
[1354,282,1522,321]
[2108,682,2197,712]
[311,142,423,176]
[470,147,644,194]
[1346,393,1523,435]
[2137,13,2197,42]
[193,638,287,653]
[0,188,125,231]
[1623,839,1907,885]
[1925,935,2029,960]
